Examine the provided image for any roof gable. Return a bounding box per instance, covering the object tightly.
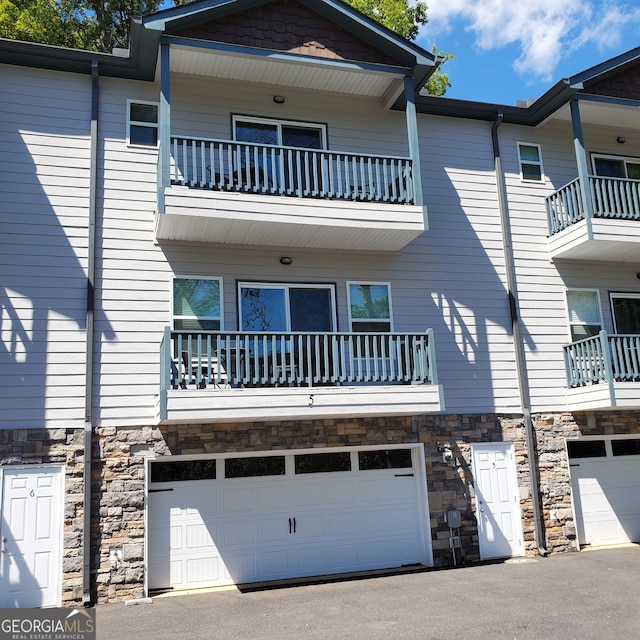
[581,62,640,101]
[171,0,400,67]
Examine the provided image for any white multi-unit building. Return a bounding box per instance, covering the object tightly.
[1,0,639,607]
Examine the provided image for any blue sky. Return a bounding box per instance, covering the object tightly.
[416,0,640,105]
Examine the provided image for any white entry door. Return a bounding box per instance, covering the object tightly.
[0,466,64,607]
[472,443,524,560]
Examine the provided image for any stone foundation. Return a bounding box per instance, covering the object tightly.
[3,410,640,603]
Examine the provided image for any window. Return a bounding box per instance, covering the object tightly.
[610,294,640,334]
[128,100,158,147]
[233,116,326,149]
[239,283,335,332]
[592,154,640,180]
[566,290,602,342]
[566,440,606,459]
[225,456,285,478]
[517,143,544,182]
[348,283,393,332]
[150,459,217,482]
[173,277,222,331]
[294,452,351,474]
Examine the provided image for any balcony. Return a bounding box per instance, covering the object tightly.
[564,331,640,410]
[156,329,444,424]
[155,137,425,251]
[546,176,640,261]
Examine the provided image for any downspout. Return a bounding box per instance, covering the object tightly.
[491,113,549,556]
[83,59,99,606]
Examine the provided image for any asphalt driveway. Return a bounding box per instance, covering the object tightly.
[96,546,640,640]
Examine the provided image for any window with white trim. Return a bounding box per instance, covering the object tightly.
[347,283,393,332]
[233,115,326,149]
[172,277,222,331]
[239,283,336,332]
[128,100,158,147]
[566,290,602,342]
[517,142,544,182]
[592,154,640,179]
[610,293,640,334]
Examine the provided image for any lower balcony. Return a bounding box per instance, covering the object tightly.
[564,331,640,410]
[156,329,444,424]
[546,176,640,261]
[155,137,425,251]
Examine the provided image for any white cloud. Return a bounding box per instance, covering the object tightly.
[423,0,640,80]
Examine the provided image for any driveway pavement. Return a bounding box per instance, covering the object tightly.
[96,546,640,640]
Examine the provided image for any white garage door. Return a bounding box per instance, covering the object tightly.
[568,438,640,547]
[148,447,430,591]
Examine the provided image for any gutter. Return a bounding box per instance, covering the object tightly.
[491,113,549,557]
[83,59,99,606]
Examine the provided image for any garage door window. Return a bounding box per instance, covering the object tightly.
[567,440,606,459]
[151,459,217,482]
[612,438,640,456]
[359,449,412,470]
[225,456,286,478]
[295,452,351,474]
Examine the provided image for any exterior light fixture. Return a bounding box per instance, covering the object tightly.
[617,136,626,144]
[280,256,292,265]
[273,95,285,104]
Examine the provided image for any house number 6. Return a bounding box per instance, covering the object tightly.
[30,490,35,497]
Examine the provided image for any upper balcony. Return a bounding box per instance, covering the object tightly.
[546,176,640,261]
[155,136,425,251]
[564,331,640,410]
[156,328,444,424]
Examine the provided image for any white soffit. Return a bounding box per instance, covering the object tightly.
[544,100,640,129]
[168,44,403,97]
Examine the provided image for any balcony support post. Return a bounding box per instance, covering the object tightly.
[404,75,424,215]
[599,330,617,407]
[569,99,594,233]
[158,41,171,213]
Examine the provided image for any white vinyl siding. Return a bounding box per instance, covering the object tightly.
[0,65,92,429]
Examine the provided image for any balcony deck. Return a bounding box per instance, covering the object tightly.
[564,331,640,410]
[155,137,425,250]
[546,176,640,261]
[156,329,444,424]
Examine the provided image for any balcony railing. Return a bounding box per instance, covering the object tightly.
[547,176,640,235]
[160,328,436,392]
[169,136,414,204]
[564,331,640,387]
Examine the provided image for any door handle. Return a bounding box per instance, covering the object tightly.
[288,517,292,534]
[293,517,296,534]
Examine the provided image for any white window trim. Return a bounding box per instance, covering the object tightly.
[172,275,224,331]
[238,282,337,331]
[127,99,159,148]
[232,115,327,150]
[347,281,394,332]
[517,141,544,183]
[565,288,603,342]
[609,292,640,333]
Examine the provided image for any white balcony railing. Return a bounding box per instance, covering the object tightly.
[169,136,414,204]
[547,176,640,235]
[564,331,640,387]
[160,328,436,392]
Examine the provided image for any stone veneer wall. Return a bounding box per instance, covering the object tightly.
[3,410,640,604]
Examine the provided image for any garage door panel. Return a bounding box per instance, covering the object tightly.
[570,449,640,547]
[256,484,288,509]
[149,447,429,592]
[185,523,214,549]
[223,487,256,512]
